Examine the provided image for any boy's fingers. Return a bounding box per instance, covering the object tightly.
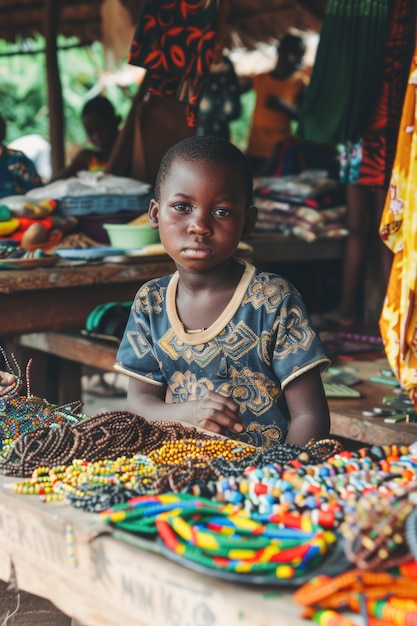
[199,411,244,433]
[205,391,240,415]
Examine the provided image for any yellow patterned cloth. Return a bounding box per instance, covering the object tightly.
[379,45,417,407]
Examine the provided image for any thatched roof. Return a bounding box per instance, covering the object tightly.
[0,0,325,48]
[227,0,326,48]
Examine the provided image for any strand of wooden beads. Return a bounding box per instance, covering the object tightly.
[2,411,224,477]
[148,438,256,465]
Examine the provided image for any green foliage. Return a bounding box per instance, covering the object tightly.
[230,90,255,151]
[0,35,254,160]
[0,35,133,154]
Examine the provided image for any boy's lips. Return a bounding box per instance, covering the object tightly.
[183,245,212,259]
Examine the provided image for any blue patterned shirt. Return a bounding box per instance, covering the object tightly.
[115,261,330,446]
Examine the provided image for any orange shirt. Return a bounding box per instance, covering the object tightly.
[247,70,310,159]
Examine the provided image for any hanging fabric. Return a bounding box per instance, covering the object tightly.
[127,0,226,127]
[358,0,417,187]
[379,43,417,407]
[297,0,390,145]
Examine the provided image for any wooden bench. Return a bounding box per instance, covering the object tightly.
[8,331,120,406]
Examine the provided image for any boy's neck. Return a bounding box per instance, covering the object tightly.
[175,258,245,331]
[176,258,243,293]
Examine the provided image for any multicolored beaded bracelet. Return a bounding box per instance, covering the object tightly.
[102,493,337,580]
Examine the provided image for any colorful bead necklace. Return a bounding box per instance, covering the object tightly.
[101,493,338,580]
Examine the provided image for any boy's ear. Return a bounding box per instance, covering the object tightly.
[242,205,257,239]
[148,199,159,229]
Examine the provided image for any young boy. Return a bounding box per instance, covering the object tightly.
[51,95,121,181]
[115,136,330,448]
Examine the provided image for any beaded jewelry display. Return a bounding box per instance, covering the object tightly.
[0,347,85,462]
[101,493,338,580]
[2,411,223,477]
[341,481,417,570]
[293,567,417,626]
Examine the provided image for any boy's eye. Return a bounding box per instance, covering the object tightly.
[172,203,189,212]
[213,208,231,217]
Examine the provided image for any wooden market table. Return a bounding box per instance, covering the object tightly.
[0,257,176,403]
[0,474,309,626]
[248,232,345,264]
[328,356,417,447]
[0,256,175,337]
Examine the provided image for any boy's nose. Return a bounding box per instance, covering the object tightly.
[189,213,212,234]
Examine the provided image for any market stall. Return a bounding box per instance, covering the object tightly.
[0,359,416,626]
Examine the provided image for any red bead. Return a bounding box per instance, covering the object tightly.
[254,483,268,496]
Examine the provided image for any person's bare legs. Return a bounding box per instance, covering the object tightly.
[337,184,373,322]
[312,184,390,330]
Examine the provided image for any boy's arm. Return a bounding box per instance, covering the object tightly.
[49,149,92,182]
[283,366,330,446]
[126,376,244,435]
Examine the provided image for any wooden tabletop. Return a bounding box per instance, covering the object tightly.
[328,356,417,446]
[248,233,345,263]
[0,257,175,337]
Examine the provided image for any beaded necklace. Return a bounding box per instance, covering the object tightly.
[101,493,338,580]
[2,411,223,477]
[0,348,85,462]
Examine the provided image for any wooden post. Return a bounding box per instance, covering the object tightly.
[44,0,65,175]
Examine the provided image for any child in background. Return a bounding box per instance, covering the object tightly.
[115,136,330,448]
[244,33,309,176]
[51,95,121,180]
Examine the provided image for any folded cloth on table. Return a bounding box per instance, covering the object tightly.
[11,172,153,217]
[255,198,348,241]
[254,170,345,208]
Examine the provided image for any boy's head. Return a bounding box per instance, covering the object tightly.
[150,136,256,270]
[81,95,121,154]
[154,135,254,209]
[276,34,306,73]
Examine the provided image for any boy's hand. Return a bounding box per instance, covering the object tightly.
[0,372,15,388]
[192,390,244,435]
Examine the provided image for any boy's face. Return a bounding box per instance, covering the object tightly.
[82,113,117,153]
[149,158,256,272]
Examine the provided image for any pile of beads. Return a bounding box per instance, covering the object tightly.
[293,564,417,626]
[190,444,417,569]
[1,411,223,477]
[148,438,256,465]
[0,347,85,459]
[101,493,338,580]
[0,395,84,457]
[12,452,222,511]
[341,482,416,570]
[13,454,157,502]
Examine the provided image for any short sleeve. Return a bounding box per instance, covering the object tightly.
[115,298,166,385]
[271,291,330,387]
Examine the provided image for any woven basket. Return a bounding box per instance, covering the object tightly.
[59,193,151,217]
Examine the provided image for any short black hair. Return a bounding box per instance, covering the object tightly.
[155,135,254,207]
[82,95,119,123]
[278,33,307,57]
